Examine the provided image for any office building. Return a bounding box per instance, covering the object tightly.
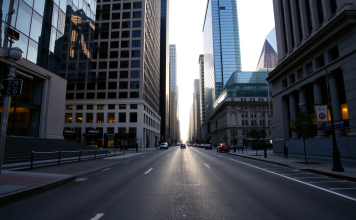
[267,0,356,158]
[169,44,177,93]
[0,0,96,139]
[193,79,201,142]
[169,44,179,143]
[64,0,161,148]
[210,71,273,146]
[198,54,208,142]
[256,27,278,71]
[160,0,170,142]
[203,0,241,134]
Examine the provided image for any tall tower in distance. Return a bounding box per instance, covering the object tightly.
[203,0,241,133]
[256,27,278,71]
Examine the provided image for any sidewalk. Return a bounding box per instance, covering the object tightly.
[0,151,144,206]
[228,148,356,181]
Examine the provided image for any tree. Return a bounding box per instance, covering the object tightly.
[288,108,317,163]
[247,128,265,155]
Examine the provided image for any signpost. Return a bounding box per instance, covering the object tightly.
[0,79,23,96]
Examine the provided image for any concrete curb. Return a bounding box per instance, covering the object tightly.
[227,152,356,183]
[0,175,75,207]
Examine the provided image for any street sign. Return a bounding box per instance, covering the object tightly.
[0,79,23,96]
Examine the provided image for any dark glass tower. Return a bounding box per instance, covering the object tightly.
[160,0,170,141]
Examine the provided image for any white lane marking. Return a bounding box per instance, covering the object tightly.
[75,178,88,182]
[90,213,104,220]
[330,188,356,191]
[295,177,328,179]
[102,168,110,171]
[144,168,153,174]
[308,181,348,184]
[167,154,170,156]
[228,158,356,202]
[204,164,210,168]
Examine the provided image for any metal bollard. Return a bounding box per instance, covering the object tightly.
[58,151,61,165]
[106,149,108,157]
[30,151,34,170]
[95,149,97,159]
[79,149,81,162]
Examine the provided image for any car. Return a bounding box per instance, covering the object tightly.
[205,144,212,150]
[180,143,186,149]
[160,142,168,150]
[200,144,205,148]
[217,143,230,153]
[232,144,244,150]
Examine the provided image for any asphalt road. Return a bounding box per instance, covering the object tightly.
[0,146,355,220]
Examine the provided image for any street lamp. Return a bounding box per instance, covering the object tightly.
[0,47,23,178]
[236,108,267,158]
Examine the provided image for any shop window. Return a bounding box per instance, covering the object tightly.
[108,113,115,123]
[119,113,126,122]
[87,105,94,110]
[65,113,72,123]
[130,113,137,122]
[86,113,93,122]
[108,104,115,110]
[66,105,73,110]
[76,113,83,123]
[119,104,126,109]
[131,104,137,109]
[77,105,83,110]
[341,103,349,120]
[97,105,105,110]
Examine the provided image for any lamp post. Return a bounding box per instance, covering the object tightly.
[325,69,344,172]
[0,47,23,178]
[236,108,267,158]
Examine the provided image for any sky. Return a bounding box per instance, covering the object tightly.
[169,0,275,142]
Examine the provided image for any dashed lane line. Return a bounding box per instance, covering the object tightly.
[102,168,111,171]
[204,164,210,168]
[228,158,356,202]
[330,188,356,191]
[90,213,104,220]
[144,168,153,174]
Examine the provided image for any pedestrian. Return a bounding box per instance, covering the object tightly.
[135,142,139,153]
[284,143,289,159]
[120,142,124,153]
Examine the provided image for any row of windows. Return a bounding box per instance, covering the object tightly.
[96,21,141,30]
[92,60,140,69]
[95,30,141,39]
[67,81,139,90]
[66,104,137,110]
[97,1,142,10]
[66,92,139,99]
[65,112,138,123]
[95,40,141,48]
[93,50,140,59]
[96,11,142,21]
[241,120,273,126]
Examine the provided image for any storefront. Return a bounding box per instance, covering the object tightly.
[63,129,81,143]
[104,133,117,148]
[83,129,103,147]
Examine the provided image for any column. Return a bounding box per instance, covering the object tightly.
[289,93,299,139]
[298,87,307,112]
[313,81,326,138]
[329,74,344,136]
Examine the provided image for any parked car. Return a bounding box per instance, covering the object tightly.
[232,144,244,150]
[205,144,212,150]
[160,142,168,150]
[200,144,206,148]
[180,143,186,149]
[217,143,230,153]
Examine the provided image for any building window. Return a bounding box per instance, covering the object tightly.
[131,60,140,68]
[98,82,106,90]
[111,32,120,39]
[119,113,126,122]
[119,92,128,98]
[66,93,74,99]
[87,93,95,99]
[108,113,115,123]
[77,83,85,90]
[304,0,313,35]
[67,84,75,90]
[108,92,116,99]
[130,92,139,98]
[66,105,73,110]
[99,62,107,69]
[131,71,139,78]
[86,113,93,122]
[133,11,141,18]
[97,105,105,110]
[121,51,130,58]
[122,21,130,28]
[120,61,129,68]
[132,30,141,38]
[131,104,137,109]
[315,55,325,69]
[329,0,337,14]
[112,13,120,20]
[111,41,119,48]
[130,113,137,122]
[121,41,129,48]
[133,2,142,9]
[132,40,140,47]
[87,105,94,110]
[97,113,104,123]
[108,82,117,89]
[113,3,121,10]
[108,104,115,110]
[77,105,83,110]
[76,113,83,123]
[119,104,126,109]
[109,71,118,79]
[133,21,141,28]
[123,3,131,10]
[119,82,128,89]
[76,93,84,99]
[122,12,130,19]
[131,50,140,57]
[120,71,128,78]
[65,113,72,123]
[101,32,109,39]
[97,93,106,99]
[122,31,130,38]
[112,22,120,29]
[130,81,139,89]
[110,51,119,59]
[316,0,324,25]
[109,61,118,69]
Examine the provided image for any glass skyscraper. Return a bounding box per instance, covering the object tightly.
[169,44,176,93]
[203,0,241,128]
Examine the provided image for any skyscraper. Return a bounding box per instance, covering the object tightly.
[160,0,170,142]
[193,79,201,141]
[169,44,177,92]
[64,0,161,148]
[198,55,207,141]
[256,27,278,71]
[203,0,241,133]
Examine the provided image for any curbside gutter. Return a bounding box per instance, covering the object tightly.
[227,152,356,183]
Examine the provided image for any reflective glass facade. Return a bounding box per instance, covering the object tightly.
[203,0,241,126]
[0,0,96,80]
[169,44,176,92]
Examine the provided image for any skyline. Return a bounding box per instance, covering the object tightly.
[169,0,275,141]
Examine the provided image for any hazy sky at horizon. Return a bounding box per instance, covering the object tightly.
[169,0,275,141]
